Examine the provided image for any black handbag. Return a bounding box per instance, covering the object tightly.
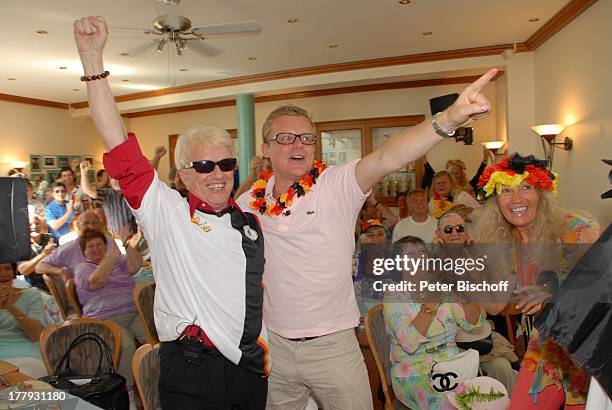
[39,332,129,410]
[456,333,494,355]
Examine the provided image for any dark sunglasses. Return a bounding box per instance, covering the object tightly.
[443,224,465,234]
[188,158,237,174]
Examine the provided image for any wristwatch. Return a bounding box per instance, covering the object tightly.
[431,112,456,139]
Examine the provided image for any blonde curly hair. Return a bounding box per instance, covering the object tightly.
[430,170,462,200]
[446,159,468,186]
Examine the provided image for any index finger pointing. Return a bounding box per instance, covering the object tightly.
[468,68,498,93]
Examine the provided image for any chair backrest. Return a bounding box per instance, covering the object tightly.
[365,304,403,410]
[133,282,158,345]
[42,274,69,320]
[39,318,122,375]
[132,343,161,410]
[65,278,83,318]
[499,303,524,356]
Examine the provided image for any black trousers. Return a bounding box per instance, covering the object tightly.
[159,341,268,410]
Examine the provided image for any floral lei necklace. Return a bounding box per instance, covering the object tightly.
[249,160,326,216]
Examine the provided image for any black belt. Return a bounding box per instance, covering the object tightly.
[286,335,322,342]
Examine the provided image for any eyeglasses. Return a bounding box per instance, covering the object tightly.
[271,133,317,145]
[188,158,237,174]
[53,190,66,194]
[443,224,465,234]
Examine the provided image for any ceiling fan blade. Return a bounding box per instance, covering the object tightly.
[119,41,158,57]
[184,39,222,57]
[110,26,156,34]
[191,20,262,36]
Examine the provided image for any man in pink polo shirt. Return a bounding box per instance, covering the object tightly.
[237,70,496,408]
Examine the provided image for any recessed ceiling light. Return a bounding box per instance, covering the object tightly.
[398,0,410,4]
[248,57,257,61]
[328,44,339,48]
[179,68,188,71]
[58,66,68,70]
[36,30,48,35]
[120,52,129,57]
[287,18,298,23]
[422,31,433,36]
[72,89,79,91]
[121,79,130,82]
[529,17,540,22]
[8,78,16,80]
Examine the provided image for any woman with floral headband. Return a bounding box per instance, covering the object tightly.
[472,153,600,409]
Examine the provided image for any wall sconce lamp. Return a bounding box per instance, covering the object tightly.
[0,160,29,172]
[530,124,573,169]
[482,140,506,157]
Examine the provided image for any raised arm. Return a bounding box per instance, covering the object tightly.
[74,16,127,151]
[47,198,74,231]
[87,242,121,290]
[355,69,497,193]
[79,160,98,198]
[18,239,56,276]
[125,230,144,274]
[151,146,167,171]
[365,193,398,227]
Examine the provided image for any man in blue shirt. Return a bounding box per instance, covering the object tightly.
[45,182,75,240]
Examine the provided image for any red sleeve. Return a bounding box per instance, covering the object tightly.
[102,133,154,209]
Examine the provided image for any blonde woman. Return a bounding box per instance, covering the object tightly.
[473,153,600,409]
[422,146,494,196]
[428,170,480,218]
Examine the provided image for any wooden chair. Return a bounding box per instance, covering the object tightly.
[499,303,525,357]
[42,274,70,320]
[133,282,158,345]
[39,318,123,375]
[364,304,410,410]
[65,278,83,318]
[132,343,162,410]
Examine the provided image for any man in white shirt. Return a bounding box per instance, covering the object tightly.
[392,189,437,243]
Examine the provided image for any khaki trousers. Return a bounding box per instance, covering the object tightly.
[111,312,147,387]
[266,329,373,410]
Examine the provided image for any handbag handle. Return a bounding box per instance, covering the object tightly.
[53,332,117,378]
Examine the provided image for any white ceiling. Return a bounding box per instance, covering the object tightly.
[0,0,568,103]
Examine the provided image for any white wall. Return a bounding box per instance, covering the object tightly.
[130,82,498,184]
[495,72,508,145]
[0,101,106,177]
[504,52,537,156]
[533,0,612,226]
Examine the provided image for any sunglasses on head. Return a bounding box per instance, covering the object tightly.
[188,158,237,174]
[443,224,465,234]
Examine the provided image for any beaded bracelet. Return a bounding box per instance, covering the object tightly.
[80,70,110,82]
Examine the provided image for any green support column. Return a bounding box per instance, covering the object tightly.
[236,93,256,184]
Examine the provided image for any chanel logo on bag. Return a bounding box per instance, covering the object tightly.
[429,349,479,394]
[431,372,459,392]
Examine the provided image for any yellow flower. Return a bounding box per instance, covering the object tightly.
[551,171,559,194]
[480,171,528,199]
[253,179,267,190]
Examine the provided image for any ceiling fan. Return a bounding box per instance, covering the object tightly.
[113,0,262,57]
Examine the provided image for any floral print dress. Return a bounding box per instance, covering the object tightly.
[383,290,483,409]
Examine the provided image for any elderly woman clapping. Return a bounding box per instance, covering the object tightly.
[74,228,146,387]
